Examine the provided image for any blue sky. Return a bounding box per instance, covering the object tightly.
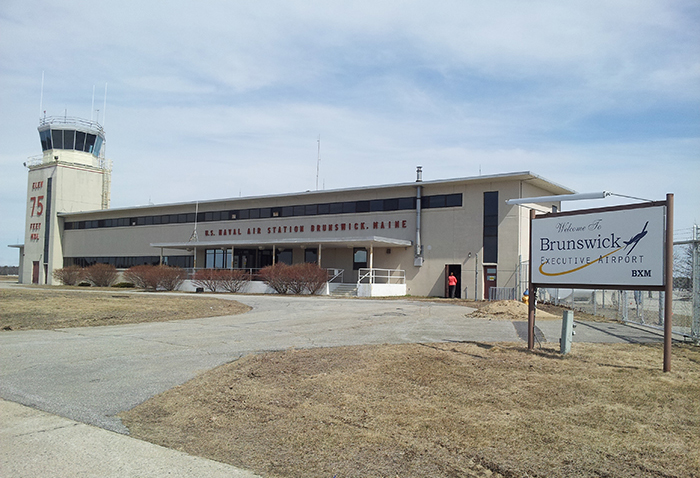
[1,0,698,266]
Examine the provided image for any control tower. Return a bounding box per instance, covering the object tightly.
[18,116,112,284]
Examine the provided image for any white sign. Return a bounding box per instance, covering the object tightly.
[531,204,666,288]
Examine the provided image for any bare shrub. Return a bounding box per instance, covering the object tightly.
[52,265,85,286]
[258,263,292,294]
[287,265,307,295]
[124,265,159,290]
[218,269,250,293]
[124,265,186,291]
[258,263,328,295]
[158,266,187,291]
[193,269,228,292]
[297,262,328,295]
[84,263,119,287]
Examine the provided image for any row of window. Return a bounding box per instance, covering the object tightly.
[39,128,104,157]
[66,256,194,269]
[204,247,368,270]
[64,248,362,272]
[65,193,463,231]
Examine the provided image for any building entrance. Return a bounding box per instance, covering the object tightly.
[484,266,497,300]
[445,264,461,298]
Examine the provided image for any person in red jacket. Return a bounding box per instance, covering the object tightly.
[448,272,458,298]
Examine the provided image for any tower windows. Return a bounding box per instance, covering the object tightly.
[38,128,103,157]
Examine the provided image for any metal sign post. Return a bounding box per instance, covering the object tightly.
[663,194,674,372]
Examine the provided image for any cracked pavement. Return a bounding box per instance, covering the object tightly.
[0,295,487,433]
[0,293,665,435]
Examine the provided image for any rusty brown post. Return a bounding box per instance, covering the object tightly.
[528,208,536,350]
[664,193,674,372]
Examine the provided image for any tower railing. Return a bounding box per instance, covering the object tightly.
[39,116,105,135]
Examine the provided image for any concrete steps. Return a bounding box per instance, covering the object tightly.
[331,283,358,296]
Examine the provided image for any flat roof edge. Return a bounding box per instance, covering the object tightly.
[59,171,575,218]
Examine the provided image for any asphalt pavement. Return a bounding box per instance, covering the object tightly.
[0,288,668,477]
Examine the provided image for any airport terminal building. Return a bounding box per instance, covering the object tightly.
[13,116,573,298]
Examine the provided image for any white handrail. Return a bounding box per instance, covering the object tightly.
[326,268,344,283]
[357,268,405,286]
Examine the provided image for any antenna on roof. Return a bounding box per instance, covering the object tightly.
[91,85,95,122]
[39,71,45,120]
[316,134,321,191]
[189,201,199,242]
[102,83,108,128]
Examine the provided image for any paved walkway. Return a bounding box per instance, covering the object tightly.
[0,399,261,477]
[0,291,668,477]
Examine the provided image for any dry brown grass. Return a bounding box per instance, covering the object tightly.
[0,288,250,331]
[122,341,700,478]
[4,286,696,476]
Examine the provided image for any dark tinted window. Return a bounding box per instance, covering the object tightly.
[75,131,86,151]
[64,130,76,150]
[85,134,96,153]
[39,130,52,150]
[446,193,462,207]
[356,201,370,213]
[398,197,415,210]
[276,249,293,265]
[304,248,318,263]
[353,248,367,270]
[383,198,399,211]
[483,191,499,263]
[52,130,63,149]
[61,192,463,231]
[424,195,446,208]
[484,191,499,217]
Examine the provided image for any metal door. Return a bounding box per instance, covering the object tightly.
[484,266,497,299]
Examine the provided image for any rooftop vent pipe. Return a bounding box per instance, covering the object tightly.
[415,166,423,266]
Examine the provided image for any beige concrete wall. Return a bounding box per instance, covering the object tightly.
[56,174,570,296]
[21,160,107,284]
[22,166,54,284]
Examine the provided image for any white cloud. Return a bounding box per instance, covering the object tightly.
[0,0,698,266]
